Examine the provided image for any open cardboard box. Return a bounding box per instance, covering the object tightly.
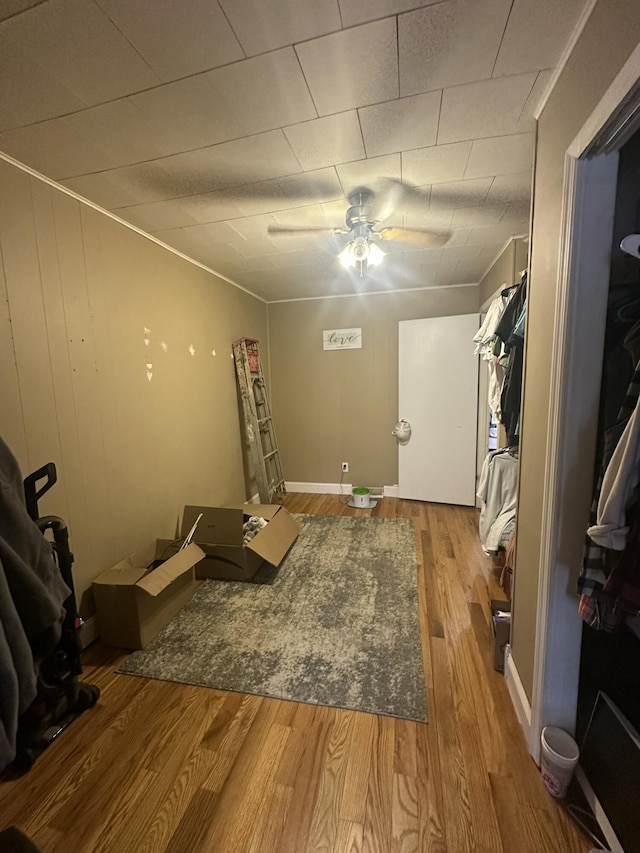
[181,503,299,581]
[92,540,204,649]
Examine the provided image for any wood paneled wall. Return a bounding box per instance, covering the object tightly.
[0,159,267,615]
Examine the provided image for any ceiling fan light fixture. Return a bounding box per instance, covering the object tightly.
[338,242,357,268]
[367,241,385,267]
[338,236,385,273]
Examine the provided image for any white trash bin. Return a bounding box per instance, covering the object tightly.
[540,726,580,798]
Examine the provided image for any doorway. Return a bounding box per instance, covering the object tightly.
[519,45,640,765]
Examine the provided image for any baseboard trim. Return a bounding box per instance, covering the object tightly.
[286,481,352,495]
[79,615,99,650]
[286,482,398,496]
[504,645,534,755]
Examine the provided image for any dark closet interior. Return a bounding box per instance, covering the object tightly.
[575,127,640,853]
[577,128,640,744]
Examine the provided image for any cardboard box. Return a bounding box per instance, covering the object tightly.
[92,540,204,649]
[181,504,299,581]
[491,599,512,673]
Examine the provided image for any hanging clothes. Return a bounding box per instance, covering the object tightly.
[578,284,640,631]
[473,285,516,424]
[477,449,519,553]
[495,274,527,446]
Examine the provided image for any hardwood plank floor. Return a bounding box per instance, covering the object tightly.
[0,496,591,852]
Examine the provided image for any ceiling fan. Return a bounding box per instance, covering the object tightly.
[267,181,451,276]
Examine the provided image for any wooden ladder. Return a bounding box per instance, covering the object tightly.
[232,338,286,504]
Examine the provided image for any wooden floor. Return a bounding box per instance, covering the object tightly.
[0,495,590,852]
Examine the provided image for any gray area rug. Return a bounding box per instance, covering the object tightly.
[118,514,427,721]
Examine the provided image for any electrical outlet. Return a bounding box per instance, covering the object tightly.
[341,462,349,473]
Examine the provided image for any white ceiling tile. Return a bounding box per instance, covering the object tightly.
[403,208,453,230]
[320,199,357,231]
[268,230,333,253]
[129,130,303,200]
[179,191,247,224]
[429,177,492,210]
[218,0,341,57]
[277,169,344,207]
[451,203,507,228]
[95,0,243,80]
[174,221,241,245]
[336,154,401,197]
[467,223,520,246]
[397,247,443,270]
[484,172,531,206]
[227,213,279,241]
[501,200,530,232]
[131,77,245,151]
[339,0,442,28]
[445,228,471,247]
[92,160,200,204]
[284,112,364,171]
[229,236,281,258]
[221,181,290,217]
[63,99,185,167]
[493,0,587,78]
[296,18,398,116]
[112,200,200,232]
[359,91,441,158]
[2,0,160,105]
[438,73,537,144]
[464,133,535,178]
[440,244,483,265]
[435,266,463,286]
[0,40,87,130]
[267,249,331,268]
[402,141,471,186]
[0,119,118,179]
[398,0,512,96]
[206,49,317,135]
[60,173,145,209]
[274,203,333,227]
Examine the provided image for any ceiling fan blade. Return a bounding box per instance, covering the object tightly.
[268,225,348,236]
[376,227,451,246]
[366,179,430,222]
[225,177,339,201]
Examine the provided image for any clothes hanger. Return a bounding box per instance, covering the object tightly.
[620,234,640,259]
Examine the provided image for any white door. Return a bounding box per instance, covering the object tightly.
[398,315,479,505]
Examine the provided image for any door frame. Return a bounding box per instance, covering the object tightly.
[519,43,640,763]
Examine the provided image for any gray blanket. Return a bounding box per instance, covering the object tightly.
[0,437,70,773]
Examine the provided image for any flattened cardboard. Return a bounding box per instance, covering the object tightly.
[93,540,204,649]
[181,503,299,581]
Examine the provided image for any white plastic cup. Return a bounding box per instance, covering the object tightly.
[540,726,580,798]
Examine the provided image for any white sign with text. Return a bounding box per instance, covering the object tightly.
[323,328,362,350]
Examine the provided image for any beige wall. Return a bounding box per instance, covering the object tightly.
[0,159,267,615]
[268,286,479,488]
[478,237,529,307]
[479,240,515,307]
[512,0,640,699]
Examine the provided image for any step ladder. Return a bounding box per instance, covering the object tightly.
[233,338,286,504]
